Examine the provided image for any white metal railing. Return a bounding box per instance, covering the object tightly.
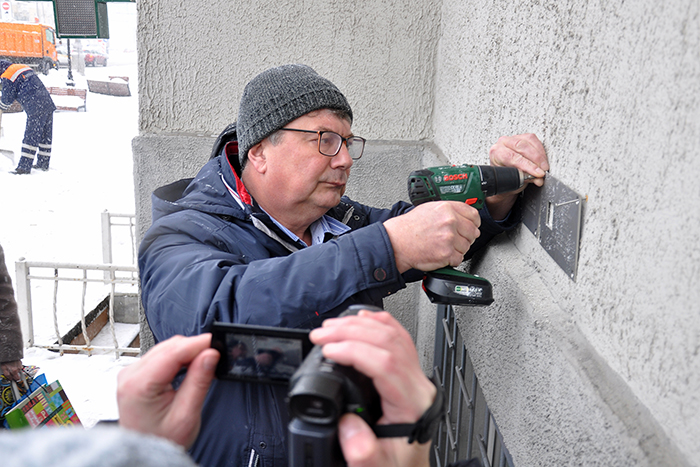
[101,211,137,280]
[15,259,139,359]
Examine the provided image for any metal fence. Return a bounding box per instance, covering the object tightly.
[101,211,137,280]
[14,260,139,358]
[13,212,140,359]
[432,304,515,467]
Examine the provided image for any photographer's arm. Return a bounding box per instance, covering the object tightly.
[310,310,434,467]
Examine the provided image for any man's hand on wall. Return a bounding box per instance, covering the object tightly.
[486,133,549,220]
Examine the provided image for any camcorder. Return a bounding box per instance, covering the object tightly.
[210,305,383,467]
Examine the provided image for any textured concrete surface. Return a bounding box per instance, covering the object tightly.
[136,0,441,141]
[433,1,699,463]
[132,133,216,350]
[133,0,699,464]
[464,236,691,466]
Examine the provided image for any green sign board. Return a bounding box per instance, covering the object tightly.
[14,0,132,38]
[53,0,108,38]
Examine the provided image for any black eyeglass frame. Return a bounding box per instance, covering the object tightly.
[279,128,366,160]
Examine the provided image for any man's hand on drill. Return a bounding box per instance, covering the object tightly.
[383,201,481,274]
[487,133,549,220]
[310,309,435,467]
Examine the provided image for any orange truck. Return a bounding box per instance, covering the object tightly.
[0,22,58,74]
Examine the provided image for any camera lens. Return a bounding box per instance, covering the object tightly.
[290,394,338,424]
[288,347,345,425]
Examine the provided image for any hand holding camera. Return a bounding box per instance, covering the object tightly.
[209,306,442,467]
[307,307,440,467]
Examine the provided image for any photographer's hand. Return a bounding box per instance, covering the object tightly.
[310,310,434,467]
[117,333,220,449]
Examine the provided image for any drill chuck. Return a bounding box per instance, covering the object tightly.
[477,165,525,197]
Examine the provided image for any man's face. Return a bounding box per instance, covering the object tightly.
[255,109,354,221]
[230,342,247,360]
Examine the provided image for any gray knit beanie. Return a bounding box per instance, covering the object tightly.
[237,64,353,166]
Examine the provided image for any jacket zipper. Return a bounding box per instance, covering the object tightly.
[247,448,260,467]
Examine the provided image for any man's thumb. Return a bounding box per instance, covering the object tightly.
[338,413,379,466]
[176,349,219,412]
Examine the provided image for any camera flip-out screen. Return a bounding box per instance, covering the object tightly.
[211,322,312,385]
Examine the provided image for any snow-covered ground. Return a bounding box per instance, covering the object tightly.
[0,49,140,427]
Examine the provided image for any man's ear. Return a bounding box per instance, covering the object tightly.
[246,142,267,173]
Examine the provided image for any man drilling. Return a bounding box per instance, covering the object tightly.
[139,64,549,466]
[0,60,56,174]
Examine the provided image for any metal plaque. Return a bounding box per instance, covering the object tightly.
[521,175,583,281]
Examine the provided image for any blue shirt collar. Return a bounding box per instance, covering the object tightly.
[260,207,351,247]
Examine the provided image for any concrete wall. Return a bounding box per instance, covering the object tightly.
[136,0,441,140]
[133,0,699,465]
[432,1,698,464]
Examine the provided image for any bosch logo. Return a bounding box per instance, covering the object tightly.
[443,173,469,181]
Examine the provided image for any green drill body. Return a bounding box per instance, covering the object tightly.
[406,164,526,306]
[407,164,525,209]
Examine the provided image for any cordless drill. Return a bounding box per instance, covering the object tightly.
[407,164,529,306]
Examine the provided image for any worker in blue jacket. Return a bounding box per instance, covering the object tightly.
[0,60,56,174]
[138,64,549,467]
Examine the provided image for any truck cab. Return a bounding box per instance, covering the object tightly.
[0,22,58,74]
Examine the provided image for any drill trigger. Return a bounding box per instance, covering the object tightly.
[465,198,478,205]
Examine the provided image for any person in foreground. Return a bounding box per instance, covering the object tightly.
[0,337,215,466]
[0,309,477,467]
[138,63,548,465]
[117,309,466,467]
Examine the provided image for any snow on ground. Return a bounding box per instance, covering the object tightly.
[0,50,140,427]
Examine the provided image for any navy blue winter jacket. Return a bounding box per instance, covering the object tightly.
[138,153,519,467]
[0,64,56,115]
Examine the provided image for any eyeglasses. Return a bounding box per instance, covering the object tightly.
[279,128,366,160]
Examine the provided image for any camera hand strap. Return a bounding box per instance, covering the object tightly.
[372,371,445,444]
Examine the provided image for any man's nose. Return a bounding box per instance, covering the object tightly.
[330,142,354,169]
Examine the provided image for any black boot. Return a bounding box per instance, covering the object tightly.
[11,156,33,175]
[33,155,50,171]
